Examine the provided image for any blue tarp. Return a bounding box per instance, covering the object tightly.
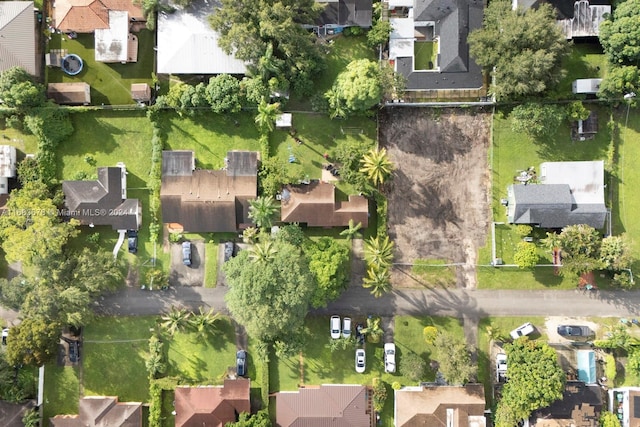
[577,350,596,384]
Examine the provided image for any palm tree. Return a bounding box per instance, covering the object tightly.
[254,100,281,134]
[248,195,278,230]
[145,353,166,379]
[339,219,363,240]
[361,315,384,343]
[160,306,191,336]
[242,226,259,244]
[362,266,392,298]
[360,147,394,186]
[189,307,222,339]
[248,239,277,264]
[364,235,394,267]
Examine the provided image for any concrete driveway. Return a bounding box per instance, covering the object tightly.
[169,241,205,287]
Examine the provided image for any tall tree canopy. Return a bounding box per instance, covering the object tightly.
[209,0,325,96]
[468,0,569,101]
[326,59,382,117]
[304,237,350,308]
[433,332,476,385]
[599,0,640,66]
[223,241,316,348]
[495,339,565,427]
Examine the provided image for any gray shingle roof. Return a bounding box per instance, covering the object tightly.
[317,0,372,27]
[0,1,37,76]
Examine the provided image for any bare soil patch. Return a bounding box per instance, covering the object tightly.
[379,107,491,288]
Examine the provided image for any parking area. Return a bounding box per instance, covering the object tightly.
[169,241,205,287]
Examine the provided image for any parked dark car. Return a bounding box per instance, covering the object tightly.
[68,341,80,363]
[182,241,192,266]
[127,230,138,254]
[236,350,247,377]
[224,242,234,262]
[557,325,593,337]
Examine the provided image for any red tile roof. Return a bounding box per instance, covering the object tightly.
[174,379,251,427]
[53,0,143,33]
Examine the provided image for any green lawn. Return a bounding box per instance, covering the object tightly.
[478,106,612,289]
[158,111,262,169]
[271,112,377,195]
[43,365,80,423]
[553,44,608,99]
[0,118,39,154]
[414,41,437,70]
[165,317,238,383]
[204,242,219,288]
[410,260,457,287]
[47,30,155,105]
[82,316,156,402]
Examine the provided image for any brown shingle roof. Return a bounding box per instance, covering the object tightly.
[130,83,151,101]
[275,384,371,427]
[160,151,258,232]
[280,181,368,227]
[53,0,143,32]
[50,396,142,427]
[47,83,91,105]
[395,384,486,427]
[174,379,251,427]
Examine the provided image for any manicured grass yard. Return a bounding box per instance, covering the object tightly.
[414,41,437,70]
[159,112,262,169]
[0,119,39,154]
[478,106,611,289]
[43,365,80,422]
[271,113,377,195]
[82,316,156,402]
[554,44,608,99]
[165,317,238,383]
[47,30,155,105]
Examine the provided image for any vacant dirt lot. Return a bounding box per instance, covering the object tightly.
[379,107,491,288]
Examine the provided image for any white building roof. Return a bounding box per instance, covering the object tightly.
[572,78,602,94]
[275,113,292,129]
[95,10,128,63]
[539,160,604,206]
[0,145,16,178]
[389,16,415,60]
[157,0,247,75]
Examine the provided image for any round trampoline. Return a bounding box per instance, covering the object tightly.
[61,54,83,76]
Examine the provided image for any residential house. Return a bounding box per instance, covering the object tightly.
[0,400,36,427]
[0,1,38,76]
[174,379,250,427]
[506,160,607,229]
[531,381,602,427]
[388,0,485,91]
[512,0,610,39]
[0,146,17,196]
[280,181,369,227]
[161,150,258,232]
[130,83,151,102]
[157,0,247,75]
[47,82,91,105]
[609,387,640,427]
[50,396,142,427]
[394,383,486,427]
[275,384,372,426]
[308,0,373,34]
[62,163,142,230]
[51,0,143,63]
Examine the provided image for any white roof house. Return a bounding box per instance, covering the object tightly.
[95,11,130,63]
[0,146,17,195]
[539,161,604,206]
[0,1,37,76]
[157,0,247,75]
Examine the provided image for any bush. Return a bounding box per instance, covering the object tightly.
[168,232,183,243]
[5,115,23,131]
[400,351,426,382]
[260,358,270,410]
[605,353,617,383]
[86,232,100,245]
[423,326,438,344]
[392,381,402,390]
[148,381,162,427]
[514,224,533,237]
[375,192,387,238]
[371,378,388,412]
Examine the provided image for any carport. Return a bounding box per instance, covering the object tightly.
[577,350,596,384]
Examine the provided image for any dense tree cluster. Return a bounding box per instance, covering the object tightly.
[468,0,569,101]
[495,339,565,427]
[598,0,640,99]
[433,332,476,385]
[326,59,382,118]
[209,0,326,96]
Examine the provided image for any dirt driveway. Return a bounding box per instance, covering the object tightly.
[169,241,205,287]
[379,107,491,289]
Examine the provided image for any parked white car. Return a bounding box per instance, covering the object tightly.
[342,317,352,338]
[355,349,366,373]
[510,322,535,340]
[384,343,396,373]
[330,316,341,339]
[496,353,507,383]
